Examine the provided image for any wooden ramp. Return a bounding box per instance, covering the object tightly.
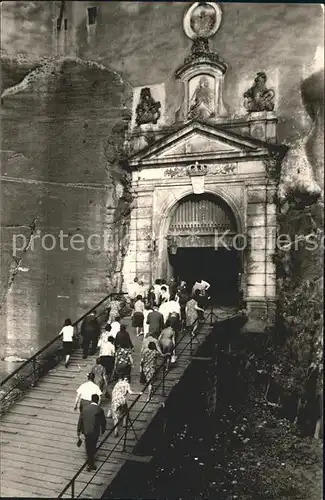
[0,312,227,498]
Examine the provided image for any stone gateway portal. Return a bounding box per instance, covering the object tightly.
[123,117,283,327]
[122,2,288,328]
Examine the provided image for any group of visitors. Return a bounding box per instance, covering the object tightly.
[129,276,210,335]
[60,275,211,471]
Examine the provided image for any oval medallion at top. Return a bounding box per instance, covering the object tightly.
[184,2,222,40]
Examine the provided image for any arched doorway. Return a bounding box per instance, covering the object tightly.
[167,193,241,306]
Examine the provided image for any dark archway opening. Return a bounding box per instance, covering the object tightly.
[169,247,241,306]
[167,193,241,306]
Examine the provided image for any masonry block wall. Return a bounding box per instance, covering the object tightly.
[123,185,154,287]
[246,185,277,323]
[0,60,132,358]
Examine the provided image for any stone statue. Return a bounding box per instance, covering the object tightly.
[188,75,215,120]
[135,87,161,126]
[243,72,275,112]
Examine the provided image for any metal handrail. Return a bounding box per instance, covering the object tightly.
[58,314,207,499]
[0,292,127,398]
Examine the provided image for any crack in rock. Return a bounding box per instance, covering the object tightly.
[0,218,38,311]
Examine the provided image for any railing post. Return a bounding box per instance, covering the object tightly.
[210,305,213,326]
[122,414,128,452]
[32,358,37,386]
[190,332,193,356]
[71,479,75,499]
[162,360,166,397]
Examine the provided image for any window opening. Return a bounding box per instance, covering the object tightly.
[87,7,97,25]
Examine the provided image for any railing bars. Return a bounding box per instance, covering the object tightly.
[0,292,127,392]
[58,313,209,499]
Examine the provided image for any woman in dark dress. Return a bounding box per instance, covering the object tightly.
[115,324,133,350]
[114,326,134,382]
[141,341,161,401]
[147,286,156,309]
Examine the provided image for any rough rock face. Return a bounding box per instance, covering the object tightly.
[275,66,324,426]
[0,57,133,359]
[278,69,324,203]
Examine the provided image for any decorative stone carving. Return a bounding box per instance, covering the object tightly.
[187,161,207,193]
[183,2,222,41]
[187,161,208,176]
[209,163,237,175]
[244,72,275,112]
[188,75,215,120]
[135,87,161,127]
[183,37,227,71]
[175,3,227,122]
[164,163,237,178]
[164,166,188,178]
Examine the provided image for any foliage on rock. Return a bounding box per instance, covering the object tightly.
[272,201,323,416]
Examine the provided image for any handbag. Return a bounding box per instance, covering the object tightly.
[139,361,146,384]
[72,335,80,349]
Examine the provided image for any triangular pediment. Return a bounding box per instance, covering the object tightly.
[159,131,239,157]
[129,121,270,166]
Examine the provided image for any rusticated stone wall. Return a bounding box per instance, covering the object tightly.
[0,59,132,360]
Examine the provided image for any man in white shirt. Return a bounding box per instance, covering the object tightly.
[165,299,181,337]
[110,317,121,339]
[168,299,181,316]
[159,299,180,325]
[74,373,102,412]
[192,278,210,297]
[60,318,74,368]
[137,280,146,300]
[153,279,161,304]
[128,277,140,304]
